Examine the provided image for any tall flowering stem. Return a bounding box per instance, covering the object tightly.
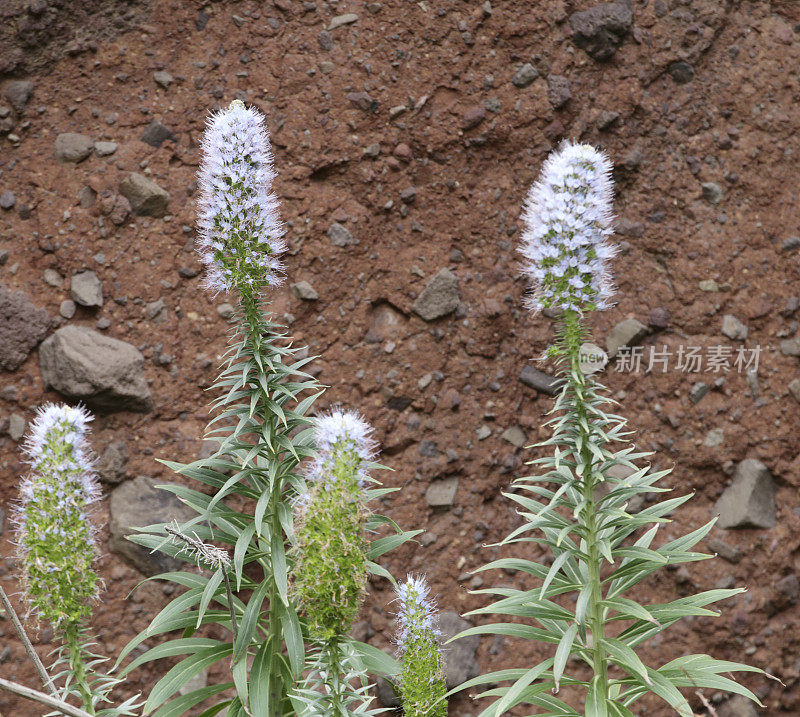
[394,576,448,717]
[12,404,101,712]
[290,409,381,715]
[450,143,765,715]
[120,100,320,716]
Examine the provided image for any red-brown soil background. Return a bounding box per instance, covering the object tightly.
[1,0,799,715]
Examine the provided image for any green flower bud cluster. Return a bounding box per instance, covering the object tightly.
[394,576,448,717]
[12,404,101,628]
[290,409,376,642]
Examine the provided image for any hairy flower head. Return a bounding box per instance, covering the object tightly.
[308,408,378,488]
[13,403,102,627]
[197,99,286,294]
[393,575,448,717]
[290,408,378,641]
[519,141,616,314]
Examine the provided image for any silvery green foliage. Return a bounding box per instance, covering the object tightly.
[393,575,448,717]
[449,147,763,716]
[290,410,420,715]
[518,141,617,314]
[197,99,286,294]
[13,404,139,715]
[13,403,100,627]
[291,641,389,717]
[118,101,414,717]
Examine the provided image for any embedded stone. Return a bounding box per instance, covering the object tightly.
[412,268,459,321]
[39,325,153,412]
[715,459,776,530]
[119,173,170,217]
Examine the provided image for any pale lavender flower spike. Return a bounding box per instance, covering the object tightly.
[22,403,98,500]
[197,99,286,294]
[15,403,100,551]
[519,141,617,314]
[308,408,378,487]
[394,574,440,649]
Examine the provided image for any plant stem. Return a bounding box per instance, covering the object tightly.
[562,311,609,703]
[64,622,96,715]
[0,584,58,697]
[0,676,93,717]
[240,291,289,717]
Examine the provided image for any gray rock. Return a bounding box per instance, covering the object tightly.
[788,379,800,404]
[375,675,400,708]
[699,279,719,292]
[780,338,800,357]
[546,74,571,108]
[426,477,459,508]
[0,191,15,209]
[8,413,26,442]
[119,173,170,217]
[362,143,380,158]
[0,507,4,536]
[438,611,480,689]
[715,458,776,530]
[59,300,76,319]
[702,182,724,205]
[328,222,355,247]
[54,133,94,163]
[781,236,800,252]
[94,141,117,157]
[328,13,358,29]
[4,80,34,113]
[606,318,648,358]
[290,281,319,301]
[476,425,492,441]
[596,109,619,130]
[153,71,174,89]
[519,365,560,395]
[140,120,176,148]
[706,538,742,564]
[569,3,633,61]
[217,303,235,320]
[668,61,695,84]
[689,382,709,404]
[39,325,153,412]
[0,287,50,371]
[145,299,166,321]
[501,425,527,448]
[704,427,724,448]
[512,63,538,88]
[70,270,103,308]
[721,314,748,341]
[43,268,63,287]
[109,476,194,575]
[718,695,759,717]
[413,268,459,321]
[97,440,129,484]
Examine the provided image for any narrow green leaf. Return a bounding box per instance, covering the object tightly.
[143,644,233,714]
[197,570,224,629]
[553,623,578,690]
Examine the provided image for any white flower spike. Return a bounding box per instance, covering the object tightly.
[308,408,378,488]
[13,403,102,626]
[519,141,617,314]
[197,99,286,294]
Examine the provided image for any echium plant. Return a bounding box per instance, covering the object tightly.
[116,100,415,717]
[290,409,387,715]
[393,575,448,717]
[11,404,138,716]
[451,142,765,716]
